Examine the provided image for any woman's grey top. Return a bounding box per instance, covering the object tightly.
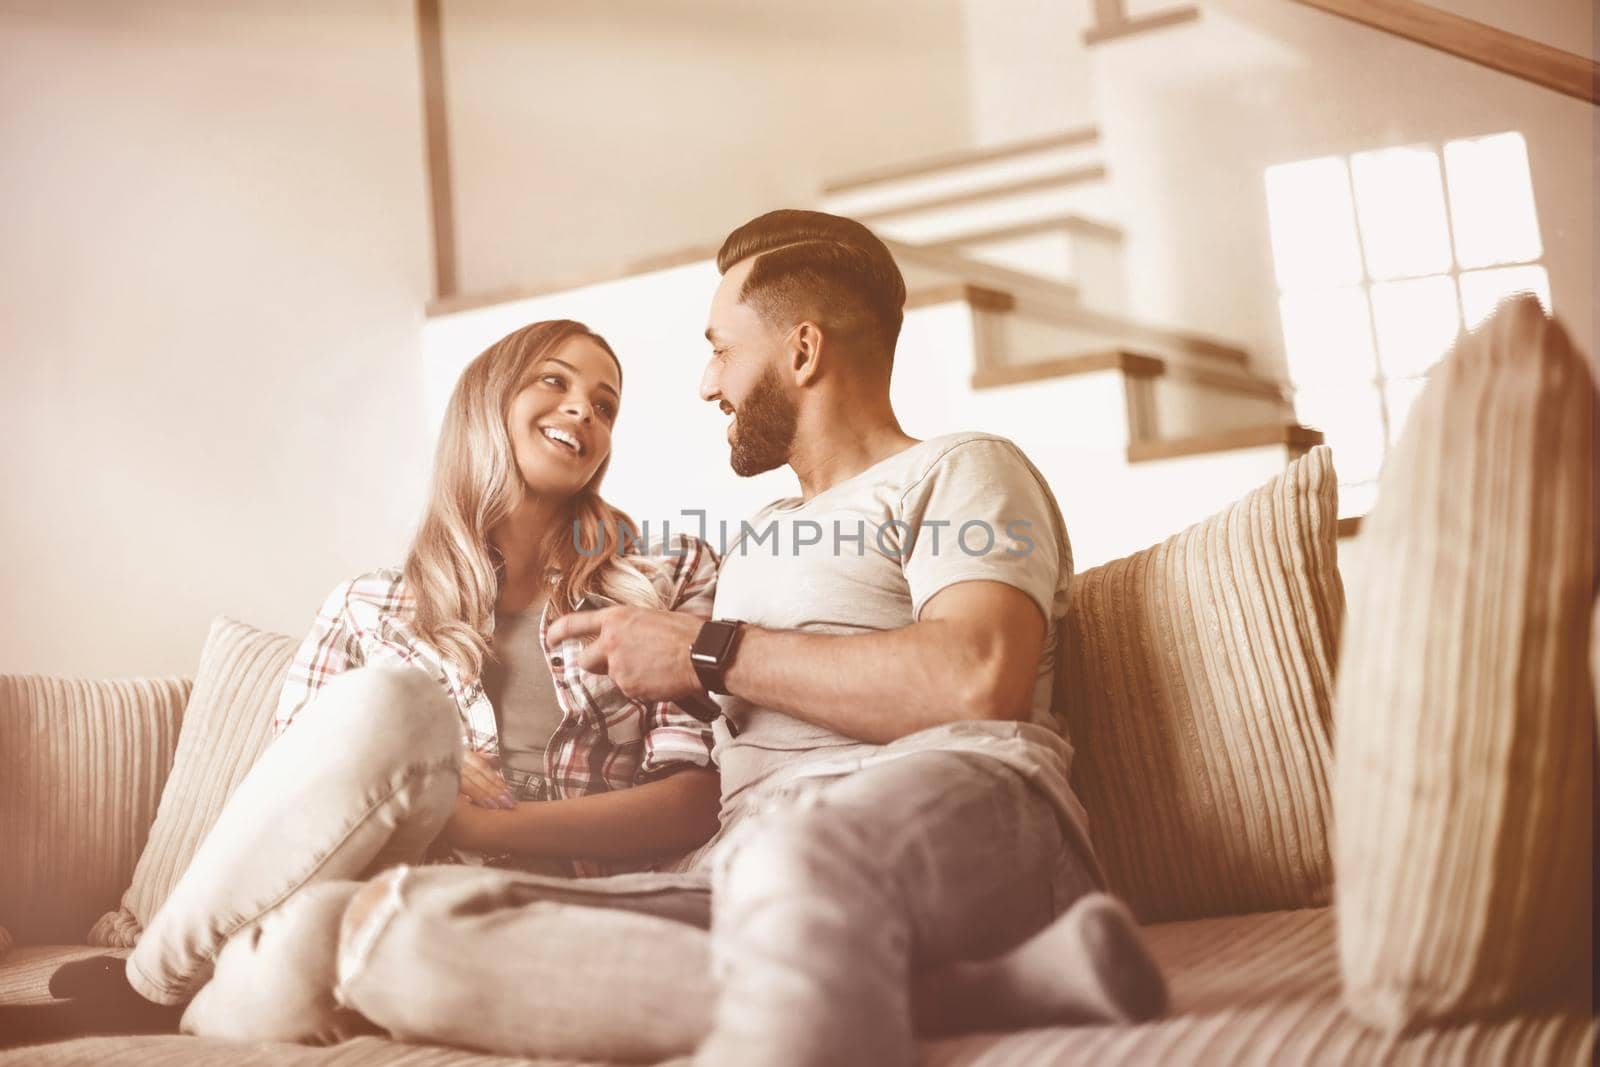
[481,607,564,781]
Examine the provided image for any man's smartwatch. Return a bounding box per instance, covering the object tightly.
[690,619,745,696]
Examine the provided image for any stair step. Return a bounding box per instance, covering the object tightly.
[916,214,1126,309]
[822,130,1105,224]
[852,165,1109,226]
[1126,422,1324,463]
[906,282,1016,313]
[972,350,1162,389]
[903,274,1252,372]
[1007,297,1252,371]
[892,240,1085,311]
[924,213,1124,249]
[1084,5,1201,45]
[964,346,1289,445]
[1158,361,1287,401]
[981,346,1286,401]
[824,127,1101,195]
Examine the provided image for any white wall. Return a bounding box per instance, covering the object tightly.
[442,0,976,296]
[0,0,434,676]
[1090,0,1597,381]
[959,0,1098,144]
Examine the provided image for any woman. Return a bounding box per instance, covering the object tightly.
[274,317,721,877]
[46,319,723,1033]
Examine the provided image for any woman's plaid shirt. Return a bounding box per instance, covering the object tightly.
[273,535,721,797]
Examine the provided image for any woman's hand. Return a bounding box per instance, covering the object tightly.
[460,749,517,810]
[442,794,504,852]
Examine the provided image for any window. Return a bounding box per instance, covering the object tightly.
[1264,132,1548,517]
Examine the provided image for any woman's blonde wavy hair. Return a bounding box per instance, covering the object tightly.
[402,319,664,684]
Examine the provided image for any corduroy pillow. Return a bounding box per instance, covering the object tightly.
[88,617,297,947]
[1058,445,1343,922]
[1334,296,1595,1030]
[1,676,191,949]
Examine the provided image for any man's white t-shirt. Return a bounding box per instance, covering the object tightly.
[709,432,1095,861]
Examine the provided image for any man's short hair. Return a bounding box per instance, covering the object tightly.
[716,209,907,364]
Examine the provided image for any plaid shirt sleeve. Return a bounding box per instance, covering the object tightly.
[274,578,361,737]
[635,533,722,784]
[272,571,424,738]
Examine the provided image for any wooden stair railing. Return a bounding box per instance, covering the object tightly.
[1290,0,1598,105]
[1126,423,1324,463]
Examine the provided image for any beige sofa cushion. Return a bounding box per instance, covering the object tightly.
[1059,446,1343,922]
[89,618,296,947]
[1334,296,1595,1030]
[8,909,1596,1064]
[0,676,191,948]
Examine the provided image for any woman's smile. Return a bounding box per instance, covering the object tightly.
[538,423,585,456]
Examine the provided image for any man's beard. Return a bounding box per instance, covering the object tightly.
[729,365,797,478]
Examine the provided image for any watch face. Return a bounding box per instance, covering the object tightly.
[693,621,739,660]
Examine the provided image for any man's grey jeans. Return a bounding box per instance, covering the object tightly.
[333,747,1094,1066]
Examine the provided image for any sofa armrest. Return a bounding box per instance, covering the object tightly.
[0,675,191,947]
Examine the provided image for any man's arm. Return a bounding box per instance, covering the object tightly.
[721,581,1045,743]
[548,580,1047,745]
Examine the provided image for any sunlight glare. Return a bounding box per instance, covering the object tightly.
[1278,287,1378,389]
[1350,145,1454,280]
[1444,132,1542,269]
[1369,275,1461,378]
[1265,157,1365,289]
[1293,386,1387,483]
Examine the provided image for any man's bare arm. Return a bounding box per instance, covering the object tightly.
[546,580,1048,745]
[719,580,1046,744]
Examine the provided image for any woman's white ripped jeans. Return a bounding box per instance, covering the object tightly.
[125,666,461,1039]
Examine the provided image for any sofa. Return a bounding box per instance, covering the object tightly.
[2,303,1594,1065]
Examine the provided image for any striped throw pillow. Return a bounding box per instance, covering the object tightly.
[1059,445,1344,921]
[1334,296,1595,1030]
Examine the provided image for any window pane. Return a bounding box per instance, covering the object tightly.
[1370,275,1461,378]
[1350,146,1453,280]
[1444,132,1542,269]
[1459,265,1551,330]
[1279,287,1377,390]
[1265,157,1365,289]
[1383,377,1429,445]
[1294,386,1387,484]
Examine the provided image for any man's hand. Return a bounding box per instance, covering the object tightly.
[546,606,705,703]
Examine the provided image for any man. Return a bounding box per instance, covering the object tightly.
[135,210,1164,1064]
